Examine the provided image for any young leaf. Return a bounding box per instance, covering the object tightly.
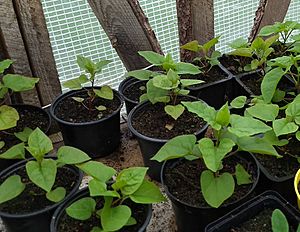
[46,187,66,203]
[126,70,154,80]
[286,101,300,125]
[229,48,252,57]
[88,179,119,198]
[0,141,4,149]
[77,55,95,74]
[230,96,247,109]
[164,104,184,120]
[26,159,57,192]
[228,38,248,49]
[152,74,176,90]
[113,167,148,195]
[181,40,200,52]
[130,179,166,203]
[202,36,220,54]
[235,164,252,185]
[146,79,170,104]
[261,67,285,103]
[246,103,279,122]
[3,74,39,92]
[95,105,107,111]
[216,103,230,126]
[63,78,83,90]
[174,62,202,75]
[0,143,25,159]
[77,161,116,183]
[296,131,300,141]
[259,24,280,36]
[14,127,33,142]
[94,86,113,100]
[273,118,298,136]
[95,60,111,72]
[126,217,137,226]
[101,204,131,231]
[198,138,235,172]
[72,97,84,103]
[151,134,197,162]
[138,51,165,65]
[0,105,19,130]
[180,79,204,87]
[66,197,96,220]
[200,170,235,208]
[57,146,90,164]
[0,175,25,204]
[0,59,13,74]
[271,209,289,232]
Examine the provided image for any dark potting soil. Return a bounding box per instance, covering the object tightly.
[54,90,121,123]
[255,138,300,179]
[220,55,253,75]
[0,166,79,214]
[229,208,296,232]
[164,155,257,208]
[57,198,148,232]
[123,81,147,102]
[131,98,205,140]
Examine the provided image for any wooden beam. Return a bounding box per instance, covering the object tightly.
[13,0,62,106]
[249,0,291,42]
[177,0,215,61]
[0,0,40,106]
[88,0,163,71]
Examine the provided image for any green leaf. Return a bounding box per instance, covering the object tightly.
[72,97,84,103]
[263,130,289,147]
[0,175,25,204]
[14,127,33,142]
[198,138,235,172]
[181,40,201,52]
[286,101,300,125]
[76,161,116,182]
[63,78,83,90]
[152,134,197,162]
[180,79,204,87]
[271,209,289,232]
[209,51,222,66]
[296,131,300,141]
[66,197,96,220]
[235,164,252,185]
[95,60,111,72]
[0,143,25,159]
[95,105,107,111]
[272,89,286,103]
[90,227,104,232]
[230,96,247,109]
[228,38,248,49]
[289,44,300,53]
[26,128,53,161]
[88,179,119,198]
[174,62,202,75]
[229,114,272,137]
[291,34,300,41]
[94,86,113,100]
[0,105,19,130]
[138,51,165,65]
[77,55,95,74]
[0,59,13,74]
[113,167,148,195]
[146,79,170,104]
[57,146,90,164]
[229,48,252,57]
[273,118,298,136]
[126,217,137,226]
[201,170,235,208]
[46,187,66,202]
[3,74,39,92]
[126,70,154,80]
[202,36,220,54]
[216,103,230,126]
[152,74,176,90]
[101,204,131,231]
[258,24,280,36]
[164,104,184,120]
[261,67,285,103]
[0,141,4,149]
[130,179,166,203]
[246,103,279,121]
[26,159,57,192]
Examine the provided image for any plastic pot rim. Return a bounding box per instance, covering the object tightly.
[160,152,260,210]
[50,87,124,126]
[119,79,147,106]
[294,168,300,209]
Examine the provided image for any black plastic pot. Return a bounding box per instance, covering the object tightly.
[187,64,232,109]
[0,158,83,232]
[50,88,123,158]
[205,191,300,231]
[161,152,260,232]
[50,187,152,232]
[127,99,208,181]
[0,104,51,172]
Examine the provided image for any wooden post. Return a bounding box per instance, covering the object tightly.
[13,0,62,106]
[88,0,163,71]
[177,0,215,61]
[249,0,291,42]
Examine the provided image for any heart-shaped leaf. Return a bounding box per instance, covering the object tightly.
[0,175,25,204]
[130,180,166,203]
[3,74,39,92]
[46,187,66,202]
[0,105,19,130]
[94,86,113,100]
[164,104,184,120]
[66,197,96,220]
[273,118,298,136]
[101,204,131,231]
[57,146,90,164]
[0,143,25,159]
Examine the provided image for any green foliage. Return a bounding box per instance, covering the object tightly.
[235,164,252,185]
[0,105,19,130]
[271,209,289,232]
[0,175,25,204]
[230,96,247,109]
[67,164,166,231]
[63,55,113,111]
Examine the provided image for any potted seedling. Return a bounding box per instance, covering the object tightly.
[50,55,123,157]
[128,67,208,180]
[119,51,201,114]
[50,163,165,232]
[0,127,91,232]
[151,98,280,231]
[180,37,232,108]
[0,59,51,171]
[205,191,300,232]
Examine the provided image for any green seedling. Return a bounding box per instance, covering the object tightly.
[66,164,166,232]
[63,55,113,113]
[152,97,279,208]
[271,209,300,232]
[0,127,91,204]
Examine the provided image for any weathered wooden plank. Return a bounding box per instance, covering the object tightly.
[177,0,215,61]
[249,0,291,42]
[88,0,163,70]
[0,0,40,106]
[13,0,62,106]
